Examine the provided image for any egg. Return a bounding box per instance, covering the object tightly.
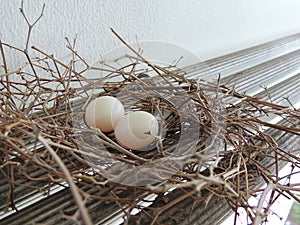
[85,96,124,132]
[114,111,159,150]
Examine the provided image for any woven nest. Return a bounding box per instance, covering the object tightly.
[1,4,300,225]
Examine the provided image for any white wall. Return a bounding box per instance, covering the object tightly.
[1,0,300,67]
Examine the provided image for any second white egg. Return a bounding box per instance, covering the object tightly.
[114,111,159,150]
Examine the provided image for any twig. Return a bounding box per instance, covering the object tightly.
[0,39,8,74]
[37,134,93,225]
[253,182,276,225]
[19,0,45,52]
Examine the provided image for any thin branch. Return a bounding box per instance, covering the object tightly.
[37,134,93,225]
[0,39,8,73]
[253,183,276,225]
[19,0,45,52]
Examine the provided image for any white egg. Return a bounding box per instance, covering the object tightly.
[85,96,124,132]
[114,111,159,150]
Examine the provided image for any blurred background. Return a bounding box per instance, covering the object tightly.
[1,0,300,66]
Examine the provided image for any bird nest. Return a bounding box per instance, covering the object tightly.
[1,3,300,225]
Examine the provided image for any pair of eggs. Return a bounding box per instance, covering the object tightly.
[85,96,159,150]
